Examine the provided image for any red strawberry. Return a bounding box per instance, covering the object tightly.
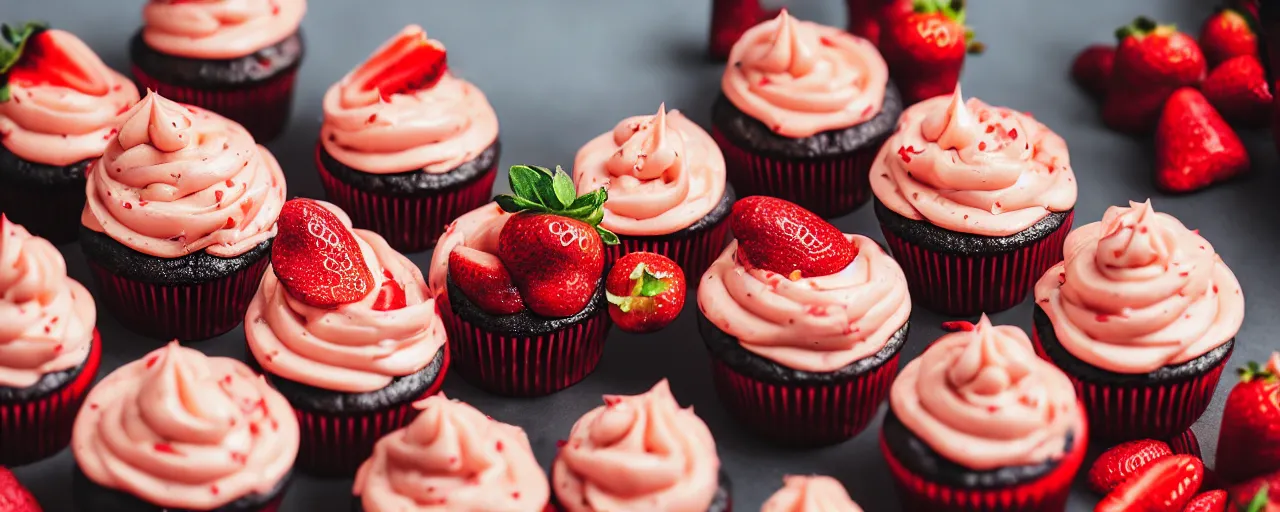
[1154,88,1250,193]
[1071,44,1114,100]
[347,25,447,101]
[1097,455,1204,512]
[1182,490,1228,512]
[494,165,616,318]
[1200,8,1260,67]
[606,252,686,334]
[448,246,524,315]
[731,196,856,278]
[1216,354,1280,485]
[370,269,407,312]
[1,22,107,102]
[1229,471,1280,511]
[879,0,983,105]
[0,467,41,512]
[1202,55,1273,128]
[708,0,779,60]
[271,199,375,308]
[1103,17,1207,134]
[847,0,910,46]
[1087,439,1174,493]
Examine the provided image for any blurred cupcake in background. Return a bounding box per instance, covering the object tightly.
[761,475,864,512]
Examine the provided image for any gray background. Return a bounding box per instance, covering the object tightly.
[6,0,1278,510]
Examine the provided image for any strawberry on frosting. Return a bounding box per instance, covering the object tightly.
[141,0,306,60]
[573,104,727,236]
[429,202,512,297]
[1033,200,1244,373]
[0,24,139,166]
[0,216,95,388]
[761,475,864,512]
[81,91,286,259]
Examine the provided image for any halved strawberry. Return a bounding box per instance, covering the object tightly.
[271,199,375,308]
[1088,439,1174,493]
[1096,455,1203,512]
[371,269,407,312]
[1182,490,1228,512]
[730,196,856,278]
[347,25,447,102]
[1,22,107,101]
[448,246,525,315]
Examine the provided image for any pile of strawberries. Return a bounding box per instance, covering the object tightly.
[1071,7,1269,193]
[1088,354,1280,511]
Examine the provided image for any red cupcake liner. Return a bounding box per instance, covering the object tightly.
[879,212,1074,316]
[86,256,269,342]
[0,330,101,466]
[1166,428,1202,458]
[0,178,86,245]
[294,357,448,477]
[711,127,879,218]
[607,220,731,282]
[1031,326,1230,442]
[880,406,1088,512]
[316,145,498,253]
[438,295,610,397]
[710,353,901,446]
[131,65,298,142]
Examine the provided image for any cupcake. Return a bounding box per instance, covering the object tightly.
[428,166,613,397]
[80,91,286,341]
[0,216,101,466]
[881,316,1087,512]
[870,88,1077,316]
[352,395,550,511]
[245,198,448,476]
[573,103,733,278]
[129,0,305,142]
[1032,200,1244,441]
[552,380,732,512]
[317,25,499,253]
[712,10,902,218]
[0,23,140,243]
[761,475,863,512]
[72,342,298,512]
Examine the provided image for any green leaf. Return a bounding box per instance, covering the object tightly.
[0,84,9,103]
[596,226,619,246]
[583,205,604,227]
[569,187,607,210]
[507,165,544,204]
[551,166,576,209]
[1245,485,1270,512]
[495,194,545,213]
[631,265,671,297]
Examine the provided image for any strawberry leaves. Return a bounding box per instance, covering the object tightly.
[1240,361,1278,384]
[0,21,46,103]
[496,165,618,245]
[1243,487,1270,512]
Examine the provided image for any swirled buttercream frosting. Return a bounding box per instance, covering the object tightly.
[141,0,306,60]
[761,475,864,512]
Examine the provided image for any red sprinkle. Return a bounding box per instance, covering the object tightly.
[603,395,623,407]
[230,452,248,464]
[224,217,236,229]
[985,125,995,133]
[512,492,521,499]
[89,404,98,410]
[225,179,235,187]
[145,355,159,368]
[210,485,219,495]
[978,141,987,151]
[555,440,568,448]
[1007,128,1018,138]
[249,423,261,435]
[987,405,999,413]
[1213,285,1219,293]
[495,441,504,452]
[819,36,835,46]
[897,145,922,163]
[122,202,132,210]
[214,190,224,203]
[940,321,974,332]
[154,443,179,454]
[367,113,378,123]
[1095,314,1109,322]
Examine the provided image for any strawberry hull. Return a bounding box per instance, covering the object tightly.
[606,188,734,279]
[73,464,292,512]
[0,146,94,244]
[0,330,101,466]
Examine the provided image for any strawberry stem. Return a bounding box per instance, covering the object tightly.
[0,21,47,103]
[1243,485,1269,512]
[1115,16,1161,42]
[628,263,670,297]
[496,165,619,245]
[1238,360,1277,383]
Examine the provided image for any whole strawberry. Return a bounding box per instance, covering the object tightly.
[1201,8,1260,67]
[1202,55,1273,128]
[1103,17,1207,134]
[1216,354,1280,485]
[731,196,857,278]
[1087,439,1173,494]
[879,0,983,105]
[495,165,617,318]
[1096,455,1204,512]
[1230,471,1280,512]
[1070,44,1115,100]
[272,199,375,307]
[0,467,41,512]
[1154,88,1249,193]
[606,252,685,334]
[1183,490,1229,512]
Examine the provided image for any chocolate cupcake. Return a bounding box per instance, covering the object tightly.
[0,23,139,243]
[574,104,734,278]
[128,0,305,141]
[712,10,901,218]
[1032,200,1243,442]
[245,199,448,476]
[870,88,1077,316]
[317,25,500,253]
[881,317,1087,512]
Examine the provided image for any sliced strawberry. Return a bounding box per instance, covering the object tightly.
[730,196,856,278]
[606,252,686,334]
[1182,490,1228,512]
[348,25,447,101]
[271,199,375,308]
[0,467,41,512]
[1097,455,1204,512]
[2,23,107,99]
[448,246,524,315]
[371,269,407,312]
[1088,439,1174,493]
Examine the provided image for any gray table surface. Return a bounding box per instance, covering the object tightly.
[6,0,1277,510]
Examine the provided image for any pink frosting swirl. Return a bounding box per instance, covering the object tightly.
[889,316,1082,470]
[552,380,720,512]
[428,202,512,297]
[321,25,498,175]
[697,235,911,373]
[721,10,889,138]
[870,88,1078,237]
[353,395,550,512]
[761,475,863,512]
[0,30,139,166]
[573,104,727,236]
[246,203,445,393]
[81,92,286,258]
[1033,200,1245,374]
[72,342,299,510]
[0,217,96,388]
[141,0,306,59]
